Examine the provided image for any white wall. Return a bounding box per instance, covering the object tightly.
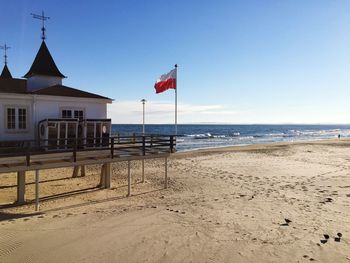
[0,93,109,141]
[35,96,107,120]
[0,95,35,141]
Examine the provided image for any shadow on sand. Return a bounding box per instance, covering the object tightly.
[0,181,164,221]
[0,176,79,190]
[0,211,42,221]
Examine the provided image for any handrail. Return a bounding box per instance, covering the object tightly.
[0,135,177,165]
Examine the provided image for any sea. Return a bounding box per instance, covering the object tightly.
[111,124,350,152]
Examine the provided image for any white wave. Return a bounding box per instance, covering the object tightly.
[266,133,285,137]
[239,136,254,140]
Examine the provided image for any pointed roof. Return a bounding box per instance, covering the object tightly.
[0,64,12,79]
[24,41,65,78]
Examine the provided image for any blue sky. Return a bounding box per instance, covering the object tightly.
[1,0,350,124]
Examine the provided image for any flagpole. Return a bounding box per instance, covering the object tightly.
[141,99,146,134]
[175,64,178,136]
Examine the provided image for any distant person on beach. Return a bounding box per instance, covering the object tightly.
[338,134,341,140]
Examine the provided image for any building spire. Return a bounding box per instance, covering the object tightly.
[23,41,65,78]
[0,44,10,65]
[31,11,50,40]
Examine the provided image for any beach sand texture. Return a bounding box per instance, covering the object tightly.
[1,139,350,262]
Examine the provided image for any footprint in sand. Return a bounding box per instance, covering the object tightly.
[325,197,333,203]
[320,234,330,244]
[280,218,292,227]
[334,232,342,242]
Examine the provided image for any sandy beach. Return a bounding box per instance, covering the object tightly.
[1,139,350,262]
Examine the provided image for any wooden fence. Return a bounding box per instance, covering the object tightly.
[0,134,176,169]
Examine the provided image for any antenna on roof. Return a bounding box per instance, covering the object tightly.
[31,11,50,40]
[0,44,10,65]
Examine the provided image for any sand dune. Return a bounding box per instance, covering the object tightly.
[1,139,350,262]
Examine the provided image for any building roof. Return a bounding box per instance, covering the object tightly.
[32,84,112,100]
[0,64,13,79]
[23,41,66,78]
[0,78,27,94]
[0,80,111,101]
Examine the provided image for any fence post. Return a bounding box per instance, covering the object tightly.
[142,136,146,156]
[127,160,131,197]
[170,136,174,153]
[73,138,77,162]
[105,163,111,188]
[164,157,168,189]
[111,137,114,159]
[26,142,30,166]
[141,159,145,183]
[35,170,40,211]
[17,171,26,204]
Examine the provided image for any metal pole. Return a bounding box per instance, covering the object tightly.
[127,161,131,197]
[35,170,39,211]
[141,99,146,184]
[143,102,145,134]
[142,159,145,183]
[141,99,146,134]
[175,64,178,136]
[165,157,168,189]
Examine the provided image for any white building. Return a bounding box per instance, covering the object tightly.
[0,40,112,144]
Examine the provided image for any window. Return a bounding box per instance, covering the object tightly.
[18,108,27,129]
[62,110,72,118]
[74,110,84,120]
[5,106,28,131]
[7,108,16,129]
[61,109,84,120]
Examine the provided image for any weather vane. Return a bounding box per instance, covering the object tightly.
[0,44,10,65]
[31,11,50,40]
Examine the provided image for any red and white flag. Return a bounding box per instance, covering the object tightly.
[154,69,177,94]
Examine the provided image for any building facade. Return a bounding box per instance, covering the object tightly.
[0,40,112,142]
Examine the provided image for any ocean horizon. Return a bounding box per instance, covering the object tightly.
[111,124,350,152]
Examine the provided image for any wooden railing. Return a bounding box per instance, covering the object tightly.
[0,135,176,167]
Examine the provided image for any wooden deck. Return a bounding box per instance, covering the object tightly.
[0,135,176,210]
